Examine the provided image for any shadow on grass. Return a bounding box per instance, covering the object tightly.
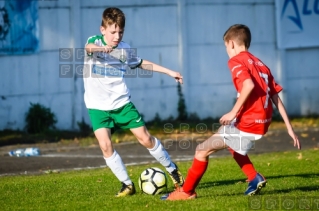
[208,185,319,197]
[199,173,319,187]
[198,173,319,189]
[265,186,319,194]
[197,173,319,195]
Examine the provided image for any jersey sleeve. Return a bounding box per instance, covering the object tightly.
[85,35,99,56]
[122,46,142,69]
[127,56,142,69]
[268,73,283,96]
[228,59,251,88]
[126,48,143,69]
[86,35,98,45]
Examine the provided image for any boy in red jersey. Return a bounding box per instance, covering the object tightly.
[161,24,301,200]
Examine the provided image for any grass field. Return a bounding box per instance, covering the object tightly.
[1,149,318,211]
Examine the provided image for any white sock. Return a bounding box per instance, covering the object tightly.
[148,137,176,173]
[104,150,132,185]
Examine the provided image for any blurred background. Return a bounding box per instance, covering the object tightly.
[0,0,318,131]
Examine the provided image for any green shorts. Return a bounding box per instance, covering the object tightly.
[88,102,145,131]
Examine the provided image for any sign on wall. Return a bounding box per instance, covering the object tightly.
[0,0,39,55]
[276,0,319,49]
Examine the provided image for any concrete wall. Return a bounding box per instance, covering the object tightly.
[0,0,318,130]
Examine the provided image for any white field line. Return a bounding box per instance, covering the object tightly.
[40,154,195,159]
[0,155,202,177]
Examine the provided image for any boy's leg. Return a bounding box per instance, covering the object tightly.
[94,128,135,196]
[114,102,183,186]
[130,126,184,187]
[162,133,227,200]
[224,129,267,195]
[228,147,257,181]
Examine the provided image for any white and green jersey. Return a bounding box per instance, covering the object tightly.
[83,35,142,111]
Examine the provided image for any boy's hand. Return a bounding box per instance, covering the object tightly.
[103,45,113,53]
[169,71,183,84]
[85,44,113,54]
[288,128,301,150]
[219,111,237,125]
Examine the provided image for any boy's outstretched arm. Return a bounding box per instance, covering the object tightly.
[139,60,183,84]
[85,43,113,53]
[220,78,255,125]
[271,94,301,149]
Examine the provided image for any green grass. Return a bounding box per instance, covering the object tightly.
[1,149,319,211]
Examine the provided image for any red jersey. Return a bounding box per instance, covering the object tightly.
[228,51,282,135]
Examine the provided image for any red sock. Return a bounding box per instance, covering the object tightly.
[228,148,257,181]
[182,158,208,195]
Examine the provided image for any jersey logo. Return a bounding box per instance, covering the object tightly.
[92,65,125,77]
[136,117,142,122]
[119,54,126,63]
[236,70,242,78]
[281,0,303,30]
[248,59,264,66]
[231,65,241,72]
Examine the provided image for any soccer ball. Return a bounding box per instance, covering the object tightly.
[138,167,167,195]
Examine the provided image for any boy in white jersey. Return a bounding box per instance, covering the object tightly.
[83,7,184,197]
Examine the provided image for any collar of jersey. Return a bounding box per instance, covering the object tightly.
[101,35,118,49]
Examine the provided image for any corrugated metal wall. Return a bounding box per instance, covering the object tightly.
[0,0,318,130]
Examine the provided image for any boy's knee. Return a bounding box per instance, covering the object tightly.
[195,142,209,152]
[137,135,153,148]
[139,134,152,142]
[195,149,209,159]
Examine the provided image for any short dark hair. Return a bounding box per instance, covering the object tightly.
[223,24,251,49]
[101,7,125,29]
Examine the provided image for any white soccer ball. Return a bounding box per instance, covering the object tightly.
[138,167,167,195]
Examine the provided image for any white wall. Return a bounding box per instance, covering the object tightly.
[1,0,318,130]
[184,0,277,117]
[286,48,319,115]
